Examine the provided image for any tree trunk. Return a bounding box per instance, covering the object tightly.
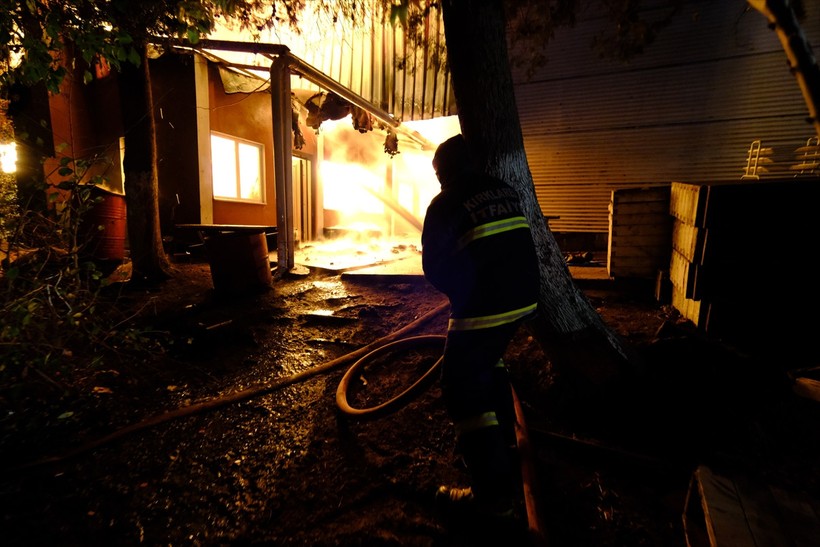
[748,0,820,138]
[118,46,173,284]
[439,0,636,390]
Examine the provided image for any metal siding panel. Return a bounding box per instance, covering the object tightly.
[511,1,775,81]
[224,3,452,121]
[514,0,820,234]
[382,6,451,121]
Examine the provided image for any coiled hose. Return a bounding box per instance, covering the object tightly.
[335,334,446,419]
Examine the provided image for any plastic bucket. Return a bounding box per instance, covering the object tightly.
[204,231,272,295]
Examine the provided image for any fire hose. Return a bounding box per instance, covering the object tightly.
[335,335,445,419]
[335,334,548,546]
[13,298,546,543]
[13,302,450,471]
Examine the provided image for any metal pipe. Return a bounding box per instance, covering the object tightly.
[271,54,295,272]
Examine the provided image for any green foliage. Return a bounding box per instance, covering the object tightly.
[0,0,300,97]
[0,154,167,400]
[504,1,687,77]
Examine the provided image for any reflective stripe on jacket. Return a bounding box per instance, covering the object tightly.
[422,174,540,323]
[456,216,531,250]
[448,303,537,331]
[454,411,499,436]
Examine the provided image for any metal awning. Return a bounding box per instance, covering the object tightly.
[172,39,437,150]
[170,39,437,275]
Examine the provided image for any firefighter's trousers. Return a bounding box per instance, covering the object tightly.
[440,320,521,505]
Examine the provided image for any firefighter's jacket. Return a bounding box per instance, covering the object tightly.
[421,173,539,331]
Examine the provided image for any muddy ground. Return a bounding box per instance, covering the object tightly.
[1,258,819,546]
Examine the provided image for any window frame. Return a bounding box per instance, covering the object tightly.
[210,131,266,204]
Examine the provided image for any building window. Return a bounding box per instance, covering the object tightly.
[211,132,264,202]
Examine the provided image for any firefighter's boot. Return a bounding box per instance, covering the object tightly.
[439,424,516,518]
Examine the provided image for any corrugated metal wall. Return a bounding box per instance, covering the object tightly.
[257,2,454,122]
[511,0,820,234]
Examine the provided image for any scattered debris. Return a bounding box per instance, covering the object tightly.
[566,251,595,264]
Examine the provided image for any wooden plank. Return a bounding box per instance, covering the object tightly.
[670,182,708,226]
[683,472,711,547]
[672,220,703,263]
[607,254,664,266]
[609,185,670,204]
[611,222,672,237]
[608,242,670,259]
[610,211,672,227]
[669,248,696,299]
[684,465,820,547]
[608,254,669,267]
[671,284,703,326]
[689,261,708,302]
[609,231,672,248]
[606,251,667,278]
[608,186,673,280]
[668,249,687,292]
[608,263,662,279]
[610,200,672,217]
[695,466,756,546]
[608,247,671,279]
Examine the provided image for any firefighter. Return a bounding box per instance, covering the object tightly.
[421,134,540,522]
